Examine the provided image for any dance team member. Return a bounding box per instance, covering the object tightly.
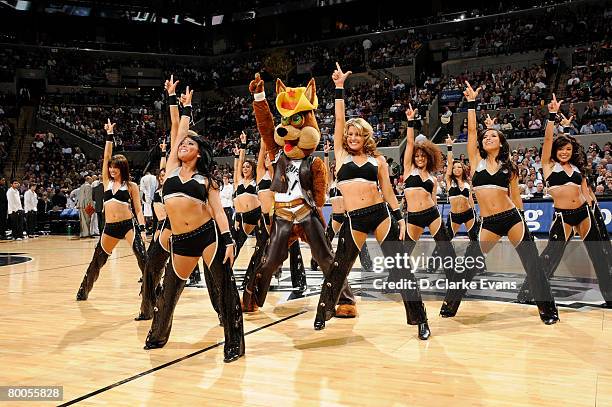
[443,135,486,274]
[320,141,373,272]
[144,84,244,362]
[517,96,612,307]
[137,78,215,320]
[136,140,169,320]
[314,63,430,340]
[402,105,456,279]
[243,73,355,314]
[76,120,147,301]
[233,131,261,258]
[440,82,559,324]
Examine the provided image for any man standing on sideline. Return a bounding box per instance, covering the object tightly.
[24,183,38,237]
[77,176,93,238]
[220,174,234,232]
[7,180,24,240]
[92,174,104,234]
[0,178,8,239]
[139,170,157,234]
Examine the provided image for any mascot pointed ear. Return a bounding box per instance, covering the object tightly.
[276,79,287,95]
[304,78,317,105]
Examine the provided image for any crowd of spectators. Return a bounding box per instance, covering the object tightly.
[38,104,165,150]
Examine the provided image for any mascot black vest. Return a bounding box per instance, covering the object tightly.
[271,154,317,208]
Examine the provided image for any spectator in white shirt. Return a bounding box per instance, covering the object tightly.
[139,171,157,231]
[7,180,24,240]
[220,175,234,227]
[24,183,38,237]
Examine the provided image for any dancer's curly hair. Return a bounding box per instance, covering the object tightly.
[551,134,587,174]
[343,118,381,157]
[477,128,518,178]
[413,140,443,173]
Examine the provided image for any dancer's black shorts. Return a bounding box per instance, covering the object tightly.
[481,208,523,236]
[332,213,346,224]
[554,203,589,227]
[346,202,389,234]
[406,206,440,229]
[449,208,475,225]
[104,218,134,239]
[238,206,262,225]
[171,219,217,257]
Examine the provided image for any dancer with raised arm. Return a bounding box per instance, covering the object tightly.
[440,82,559,324]
[76,120,147,301]
[314,63,430,339]
[135,140,170,320]
[144,84,244,362]
[443,136,486,274]
[517,95,612,307]
[402,106,457,279]
[233,131,261,258]
[318,140,373,272]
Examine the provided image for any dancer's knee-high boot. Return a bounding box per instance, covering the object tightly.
[359,243,373,272]
[76,242,110,300]
[241,219,269,291]
[234,220,248,259]
[289,240,307,291]
[311,214,338,272]
[203,265,223,325]
[467,217,487,276]
[187,263,202,286]
[514,227,559,324]
[432,221,457,280]
[132,228,148,277]
[583,209,612,306]
[144,262,186,349]
[382,219,430,339]
[208,243,245,362]
[592,202,612,258]
[136,238,169,320]
[314,222,361,330]
[439,240,483,317]
[517,213,566,304]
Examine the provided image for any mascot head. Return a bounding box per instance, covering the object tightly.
[274,78,320,159]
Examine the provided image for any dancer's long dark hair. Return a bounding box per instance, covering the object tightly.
[551,134,587,174]
[477,129,517,178]
[185,130,218,190]
[449,160,468,186]
[109,154,130,183]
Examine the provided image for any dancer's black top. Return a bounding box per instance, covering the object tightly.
[472,159,509,191]
[236,179,257,196]
[448,180,470,199]
[546,162,582,190]
[162,167,208,205]
[404,168,435,194]
[257,172,271,193]
[153,189,163,203]
[103,181,131,206]
[336,155,379,186]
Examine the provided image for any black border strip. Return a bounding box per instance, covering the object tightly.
[58,309,308,406]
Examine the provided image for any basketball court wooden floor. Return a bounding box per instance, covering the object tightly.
[1,236,611,406]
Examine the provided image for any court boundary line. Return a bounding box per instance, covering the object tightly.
[57,310,308,406]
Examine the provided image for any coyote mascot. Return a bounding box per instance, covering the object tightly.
[242,74,356,317]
